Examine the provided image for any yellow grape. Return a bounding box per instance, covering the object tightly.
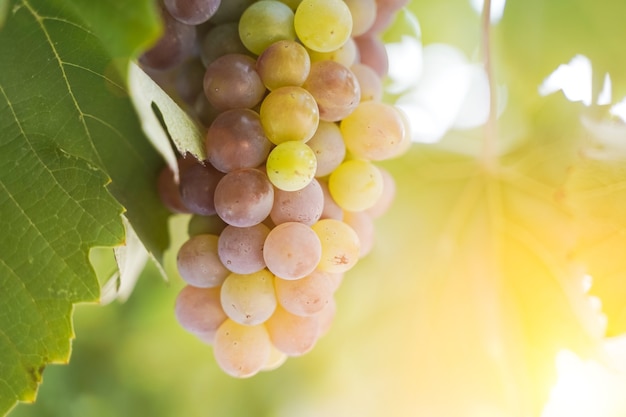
[311,218,360,273]
[328,159,383,212]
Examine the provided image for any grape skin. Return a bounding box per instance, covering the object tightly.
[213,319,272,378]
[220,269,277,325]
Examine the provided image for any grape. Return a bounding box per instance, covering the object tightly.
[318,179,344,221]
[218,224,270,274]
[164,0,221,25]
[344,0,376,36]
[193,93,222,128]
[188,214,228,237]
[220,269,277,325]
[259,86,319,145]
[312,218,361,273]
[354,35,388,77]
[175,285,227,343]
[210,0,255,24]
[328,159,383,212]
[302,60,360,122]
[270,177,323,225]
[239,1,296,55]
[266,305,320,356]
[306,121,346,177]
[174,58,206,105]
[179,160,224,216]
[205,109,273,173]
[214,168,274,227]
[157,164,189,214]
[203,54,266,111]
[263,222,322,280]
[139,7,196,71]
[351,63,383,102]
[200,23,250,67]
[294,0,353,53]
[262,344,288,371]
[278,0,302,10]
[256,40,311,91]
[275,270,334,316]
[340,101,407,160]
[306,37,358,68]
[266,141,317,192]
[213,319,271,378]
[316,296,337,336]
[343,210,375,257]
[366,166,396,218]
[177,234,230,287]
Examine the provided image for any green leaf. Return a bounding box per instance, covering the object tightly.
[128,63,206,176]
[0,0,166,414]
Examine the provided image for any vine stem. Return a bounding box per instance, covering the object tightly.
[481,0,498,171]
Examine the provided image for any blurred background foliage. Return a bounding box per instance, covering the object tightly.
[10,0,626,416]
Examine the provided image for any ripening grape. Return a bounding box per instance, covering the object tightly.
[187,214,228,237]
[343,0,376,36]
[164,0,221,25]
[266,305,320,356]
[353,35,389,77]
[318,179,344,221]
[275,270,334,316]
[260,86,319,145]
[213,319,272,378]
[139,7,196,71]
[218,224,270,274]
[220,269,277,325]
[210,0,255,24]
[316,296,337,336]
[177,234,230,288]
[214,168,274,227]
[306,37,358,68]
[350,63,383,102]
[205,108,272,173]
[174,58,205,105]
[302,60,360,122]
[294,0,353,53]
[340,101,407,160]
[306,121,346,177]
[263,222,322,280]
[312,218,361,273]
[343,210,375,257]
[203,54,266,110]
[200,23,250,67]
[270,178,324,226]
[266,141,317,191]
[239,1,296,55]
[157,164,189,214]
[179,160,224,216]
[256,40,311,90]
[328,159,383,212]
[175,285,227,342]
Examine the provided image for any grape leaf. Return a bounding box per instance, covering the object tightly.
[0,0,166,414]
[564,119,626,336]
[320,141,604,416]
[128,63,206,179]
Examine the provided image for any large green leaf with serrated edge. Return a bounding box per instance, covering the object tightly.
[0,0,166,414]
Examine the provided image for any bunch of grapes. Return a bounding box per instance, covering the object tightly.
[148,0,410,377]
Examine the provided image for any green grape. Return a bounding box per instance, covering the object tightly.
[328,159,383,211]
[294,0,353,52]
[266,141,317,191]
[311,218,361,273]
[239,0,296,55]
[260,86,319,144]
